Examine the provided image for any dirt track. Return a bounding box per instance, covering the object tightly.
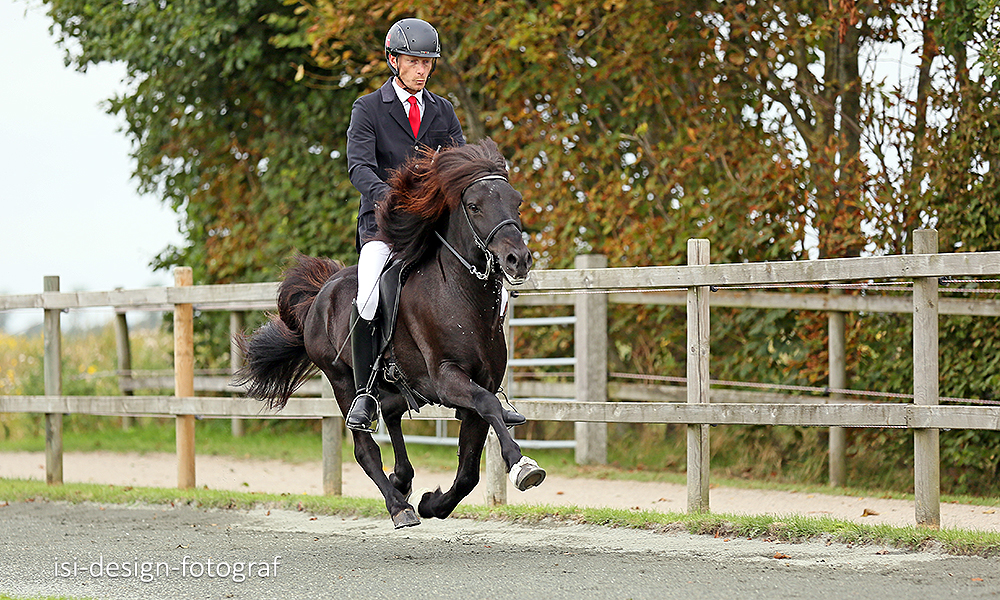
[2,450,999,531]
[2,500,999,600]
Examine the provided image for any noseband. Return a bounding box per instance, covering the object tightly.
[435,174,523,283]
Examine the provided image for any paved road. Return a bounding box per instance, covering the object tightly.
[1,500,997,600]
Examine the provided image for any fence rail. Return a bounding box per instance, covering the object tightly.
[3,229,1000,528]
[6,395,1000,430]
[520,250,1000,290]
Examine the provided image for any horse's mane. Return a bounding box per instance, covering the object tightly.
[376,138,508,266]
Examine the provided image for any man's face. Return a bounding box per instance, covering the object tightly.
[393,54,434,91]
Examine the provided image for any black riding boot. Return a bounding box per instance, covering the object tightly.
[346,304,380,432]
[502,408,526,427]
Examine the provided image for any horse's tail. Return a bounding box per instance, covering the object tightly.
[235,255,343,409]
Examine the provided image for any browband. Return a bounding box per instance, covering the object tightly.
[461,174,508,198]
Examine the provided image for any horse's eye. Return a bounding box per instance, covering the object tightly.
[467,203,481,213]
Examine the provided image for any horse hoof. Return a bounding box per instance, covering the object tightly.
[509,456,546,491]
[392,507,420,529]
[417,487,443,519]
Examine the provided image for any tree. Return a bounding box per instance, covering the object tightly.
[43,0,362,285]
[304,1,807,268]
[978,0,1000,77]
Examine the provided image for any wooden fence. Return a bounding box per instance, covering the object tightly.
[3,229,1000,528]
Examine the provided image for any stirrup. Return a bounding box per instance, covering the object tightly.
[346,391,380,433]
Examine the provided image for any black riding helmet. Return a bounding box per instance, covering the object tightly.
[384,18,441,77]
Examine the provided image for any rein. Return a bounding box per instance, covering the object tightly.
[435,174,522,283]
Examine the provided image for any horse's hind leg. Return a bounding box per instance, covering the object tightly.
[418,412,490,520]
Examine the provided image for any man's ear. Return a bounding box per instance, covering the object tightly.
[389,54,398,70]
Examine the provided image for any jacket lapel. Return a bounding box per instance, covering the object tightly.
[416,93,439,142]
[380,79,414,139]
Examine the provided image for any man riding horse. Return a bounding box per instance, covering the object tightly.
[345,18,524,432]
[237,20,545,529]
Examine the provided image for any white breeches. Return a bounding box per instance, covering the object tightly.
[357,239,511,320]
[356,240,391,321]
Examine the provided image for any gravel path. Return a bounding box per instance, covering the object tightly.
[2,501,999,600]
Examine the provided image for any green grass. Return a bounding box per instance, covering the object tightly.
[1,595,93,600]
[1,597,91,600]
[3,415,1000,557]
[3,478,1000,558]
[6,322,1000,498]
[3,416,998,510]
[0,416,322,463]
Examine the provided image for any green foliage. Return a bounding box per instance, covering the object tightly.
[44,0,361,287]
[976,0,1000,76]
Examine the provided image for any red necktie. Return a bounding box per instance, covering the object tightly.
[407,96,420,138]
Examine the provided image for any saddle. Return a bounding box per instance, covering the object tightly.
[373,258,426,412]
[376,258,408,351]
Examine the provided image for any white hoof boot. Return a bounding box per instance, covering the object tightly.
[508,456,546,491]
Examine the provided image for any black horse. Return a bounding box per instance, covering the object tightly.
[235,139,545,528]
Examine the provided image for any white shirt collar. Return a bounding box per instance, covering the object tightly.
[391,78,424,109]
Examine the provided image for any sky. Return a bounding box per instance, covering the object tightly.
[0,1,185,333]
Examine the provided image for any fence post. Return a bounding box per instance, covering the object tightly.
[174,267,196,489]
[114,310,134,431]
[912,229,940,528]
[229,311,246,438]
[485,428,507,506]
[43,275,63,485]
[484,301,512,506]
[574,254,608,465]
[827,287,847,487]
[686,239,711,513]
[320,378,343,496]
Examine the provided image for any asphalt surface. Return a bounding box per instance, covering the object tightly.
[1,499,998,600]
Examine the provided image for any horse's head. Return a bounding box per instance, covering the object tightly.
[458,174,532,285]
[378,139,533,284]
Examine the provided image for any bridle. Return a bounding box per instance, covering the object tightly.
[434,174,524,283]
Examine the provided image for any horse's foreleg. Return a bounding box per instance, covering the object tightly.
[477,398,546,492]
[435,363,546,492]
[417,413,489,519]
[351,430,419,528]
